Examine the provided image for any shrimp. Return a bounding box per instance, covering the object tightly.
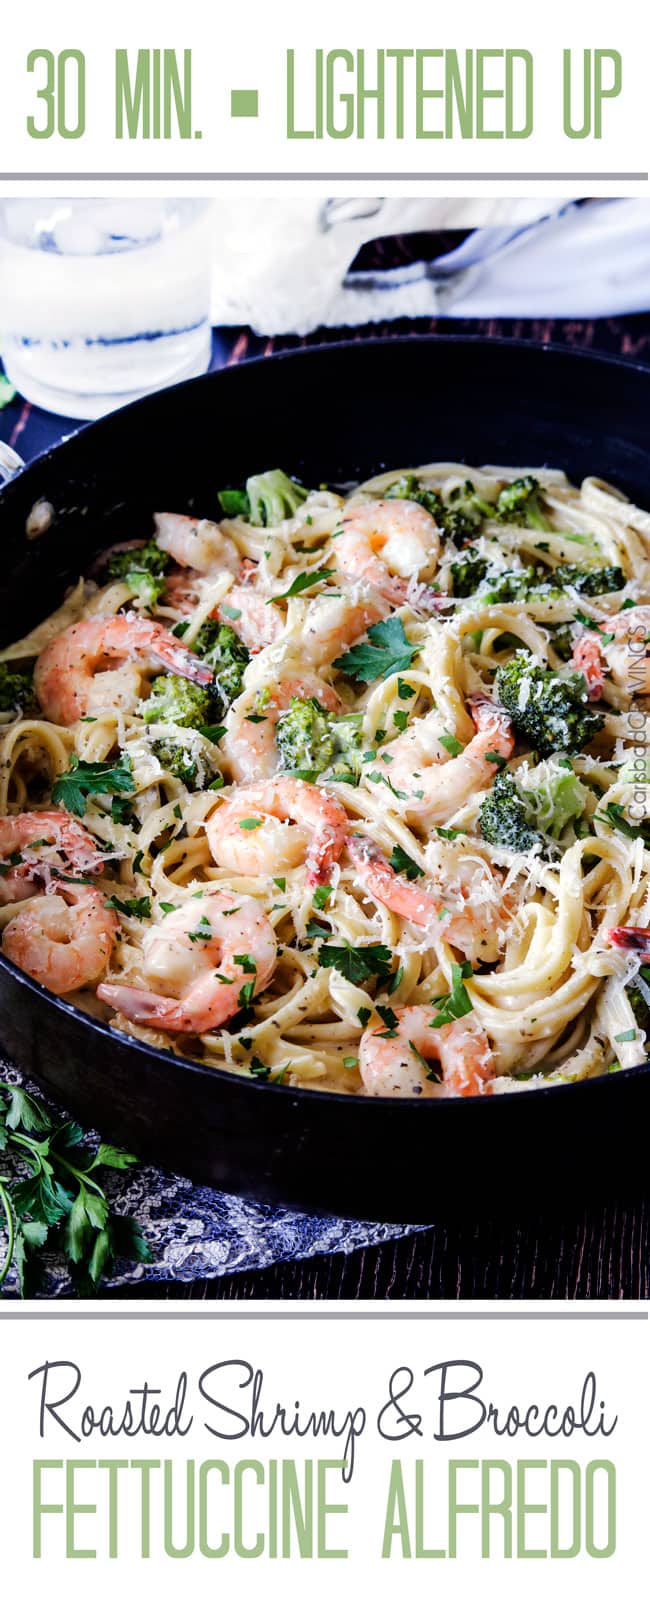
[2,884,118,996]
[359,1006,494,1098]
[334,499,440,605]
[206,776,349,885]
[34,614,213,726]
[154,512,241,576]
[97,890,276,1034]
[300,591,387,668]
[607,926,650,952]
[165,560,284,651]
[374,694,514,824]
[573,605,650,699]
[0,810,107,906]
[347,835,505,962]
[218,572,285,651]
[222,675,342,784]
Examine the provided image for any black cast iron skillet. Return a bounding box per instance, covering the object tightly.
[0,336,648,1217]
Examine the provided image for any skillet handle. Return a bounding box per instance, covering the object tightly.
[0,441,24,485]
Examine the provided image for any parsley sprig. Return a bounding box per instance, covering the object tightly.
[52,754,135,819]
[268,568,335,604]
[317,942,393,984]
[0,1084,150,1296]
[333,617,419,683]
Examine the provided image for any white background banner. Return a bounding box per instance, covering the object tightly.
[0,0,647,196]
[0,1303,647,1592]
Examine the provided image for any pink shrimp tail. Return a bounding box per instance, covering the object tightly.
[468,691,511,734]
[306,820,348,886]
[572,635,605,700]
[606,926,650,952]
[97,980,186,1031]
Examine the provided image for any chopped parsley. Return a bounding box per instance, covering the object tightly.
[430,961,474,1028]
[52,754,135,819]
[104,895,151,921]
[333,616,419,684]
[438,731,464,758]
[268,568,334,604]
[389,844,425,880]
[317,942,393,984]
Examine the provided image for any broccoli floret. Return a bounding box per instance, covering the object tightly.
[551,564,625,596]
[0,662,36,717]
[276,697,335,777]
[247,469,308,527]
[217,470,309,527]
[151,737,222,793]
[483,566,543,603]
[495,651,604,756]
[517,758,590,840]
[387,475,493,541]
[143,675,214,730]
[193,621,249,716]
[449,547,489,597]
[106,541,170,606]
[479,771,540,852]
[329,713,364,783]
[385,474,445,521]
[546,623,575,663]
[480,759,590,854]
[275,699,364,783]
[483,562,624,605]
[494,475,550,531]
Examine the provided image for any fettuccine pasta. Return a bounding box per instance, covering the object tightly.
[1,461,650,1099]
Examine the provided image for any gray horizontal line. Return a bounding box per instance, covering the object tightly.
[0,171,647,183]
[2,1310,647,1320]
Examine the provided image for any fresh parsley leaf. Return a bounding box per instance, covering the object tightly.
[430,961,474,1028]
[312,884,332,910]
[104,895,151,921]
[438,731,464,758]
[614,1028,636,1043]
[273,877,287,891]
[52,754,135,819]
[249,1057,271,1079]
[375,1004,399,1032]
[397,678,416,700]
[599,802,650,845]
[333,616,419,684]
[389,844,425,880]
[238,979,256,1006]
[268,568,334,604]
[0,1084,149,1296]
[234,953,257,973]
[318,942,393,984]
[239,817,264,830]
[393,710,409,732]
[410,1040,441,1082]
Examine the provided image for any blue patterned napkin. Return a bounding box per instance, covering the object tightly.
[0,1059,420,1297]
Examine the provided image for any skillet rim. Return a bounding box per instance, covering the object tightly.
[1,329,649,1117]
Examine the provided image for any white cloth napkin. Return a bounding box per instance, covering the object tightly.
[210,198,650,335]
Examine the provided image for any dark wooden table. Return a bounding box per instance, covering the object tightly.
[2,301,649,1301]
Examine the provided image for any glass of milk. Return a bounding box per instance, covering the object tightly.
[0,198,213,419]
